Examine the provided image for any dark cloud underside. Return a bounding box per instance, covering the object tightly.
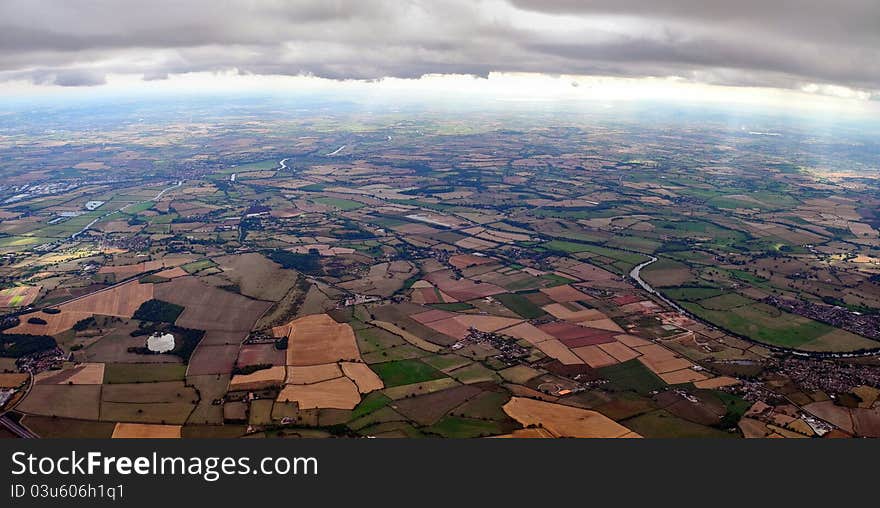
[0,0,876,93]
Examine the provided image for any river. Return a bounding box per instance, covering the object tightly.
[628,256,688,314]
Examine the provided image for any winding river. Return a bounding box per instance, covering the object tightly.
[628,256,688,315]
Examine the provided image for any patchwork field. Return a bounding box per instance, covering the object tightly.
[503,397,641,438]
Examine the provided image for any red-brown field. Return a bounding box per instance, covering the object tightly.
[448,254,495,269]
[424,270,506,301]
[186,345,240,376]
[412,311,522,340]
[0,373,29,388]
[236,343,286,367]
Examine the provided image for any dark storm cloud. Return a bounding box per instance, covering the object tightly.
[0,0,876,94]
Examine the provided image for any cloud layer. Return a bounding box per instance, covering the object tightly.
[0,0,877,95]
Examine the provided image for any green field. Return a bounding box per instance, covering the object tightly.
[696,293,754,310]
[681,300,832,348]
[122,201,155,215]
[494,293,546,319]
[661,286,725,301]
[181,259,217,274]
[0,236,48,248]
[313,197,365,211]
[424,416,508,438]
[349,392,392,421]
[598,359,666,395]
[622,410,734,438]
[103,363,187,384]
[370,359,447,387]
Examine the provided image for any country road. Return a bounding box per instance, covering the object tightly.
[70,180,182,240]
[0,415,37,439]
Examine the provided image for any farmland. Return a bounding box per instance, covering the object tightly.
[1,96,879,439]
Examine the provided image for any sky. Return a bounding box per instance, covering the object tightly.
[1,0,878,114]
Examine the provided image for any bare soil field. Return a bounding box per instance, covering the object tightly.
[615,334,653,347]
[276,376,361,409]
[804,401,855,434]
[540,285,591,303]
[634,344,695,374]
[533,339,584,365]
[448,254,495,269]
[572,345,618,368]
[340,362,384,393]
[98,260,165,276]
[286,363,343,384]
[852,408,880,437]
[6,309,92,335]
[275,313,361,366]
[154,267,189,279]
[503,397,640,438]
[35,363,105,385]
[229,366,286,391]
[410,309,457,324]
[236,343,286,367]
[419,314,523,340]
[0,372,28,388]
[597,341,641,363]
[112,423,181,438]
[542,302,606,322]
[538,322,616,346]
[60,280,154,318]
[497,322,555,345]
